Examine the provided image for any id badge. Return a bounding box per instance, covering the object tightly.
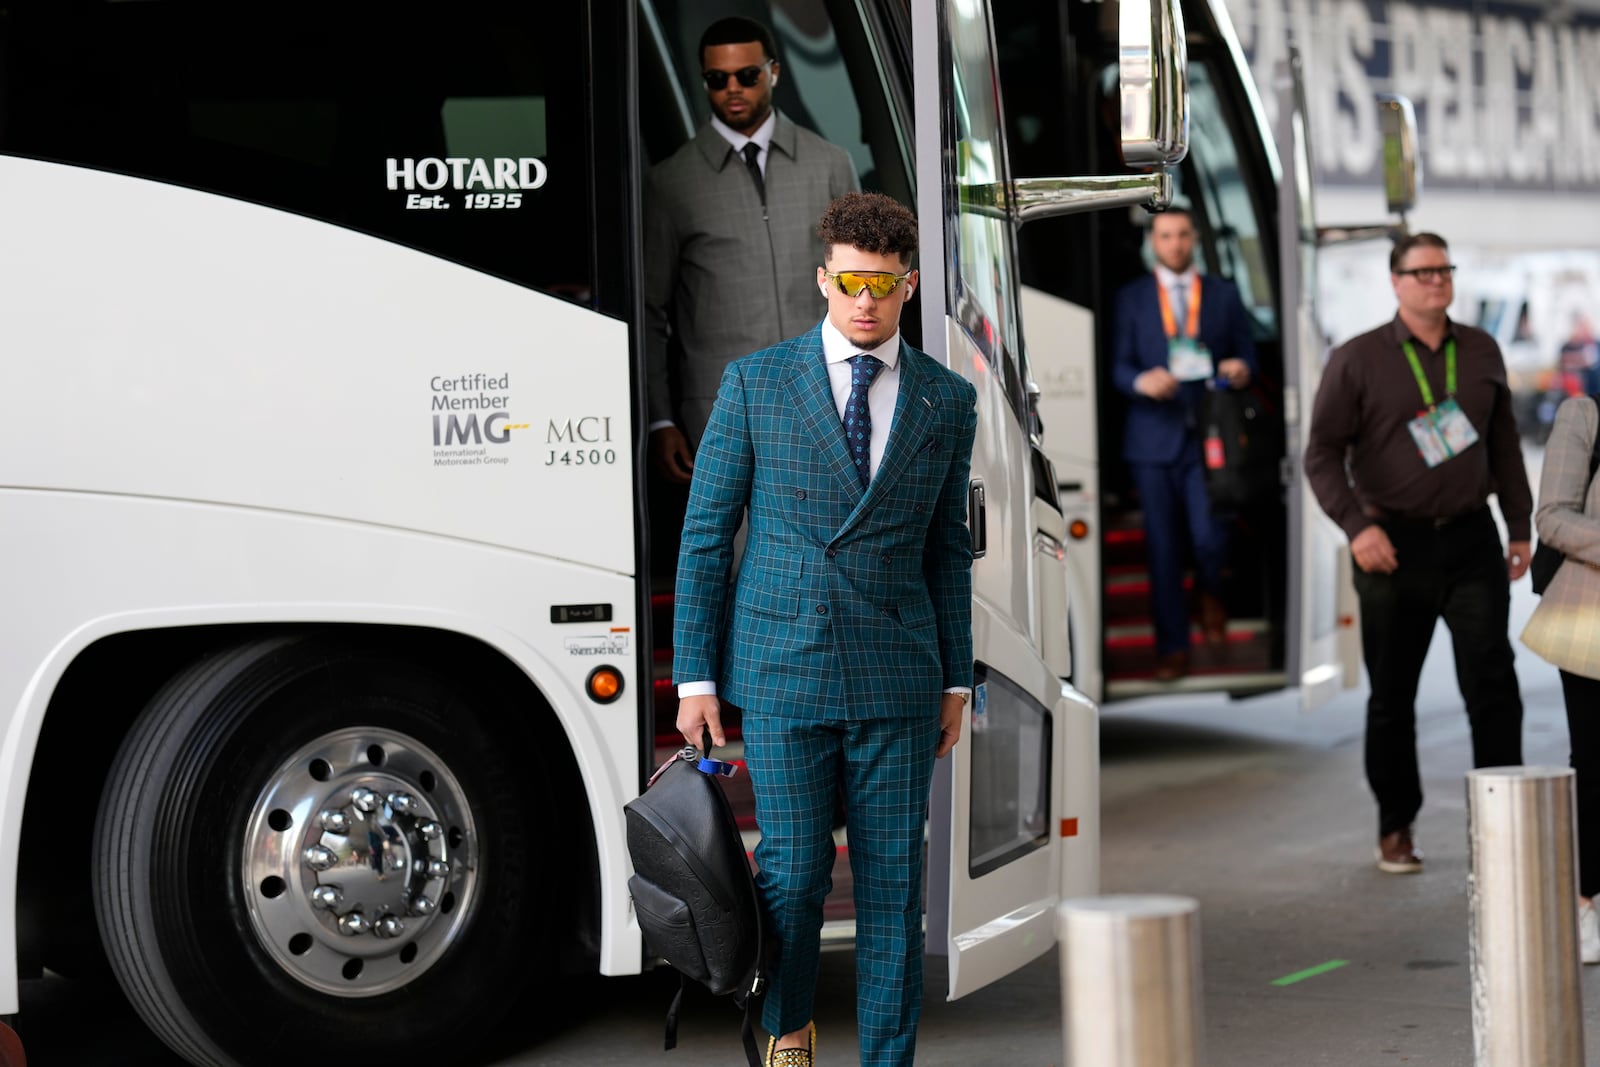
[1433,398,1480,455]
[1167,338,1214,382]
[1407,411,1452,468]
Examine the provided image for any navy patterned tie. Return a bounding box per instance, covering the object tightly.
[844,354,883,489]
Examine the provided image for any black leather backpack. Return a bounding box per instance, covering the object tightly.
[625,746,765,1066]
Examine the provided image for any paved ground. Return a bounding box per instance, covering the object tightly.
[20,610,1600,1065]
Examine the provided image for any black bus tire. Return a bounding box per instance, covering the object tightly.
[92,633,541,1067]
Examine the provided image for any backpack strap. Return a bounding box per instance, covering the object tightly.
[738,932,767,1067]
[740,996,762,1067]
[664,973,685,1050]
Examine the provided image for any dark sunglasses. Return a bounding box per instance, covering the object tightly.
[702,59,772,91]
[1394,265,1456,282]
[824,270,912,299]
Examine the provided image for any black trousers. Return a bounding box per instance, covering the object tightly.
[1561,670,1600,898]
[1351,508,1524,836]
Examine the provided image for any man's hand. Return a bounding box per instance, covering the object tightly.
[1134,367,1180,401]
[1507,540,1532,581]
[1351,524,1399,574]
[650,425,695,484]
[936,693,966,759]
[677,694,725,750]
[1217,358,1251,388]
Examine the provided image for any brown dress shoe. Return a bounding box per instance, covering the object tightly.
[1376,827,1423,873]
[1198,592,1228,644]
[1154,650,1190,682]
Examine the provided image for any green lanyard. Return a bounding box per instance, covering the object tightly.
[1401,338,1455,410]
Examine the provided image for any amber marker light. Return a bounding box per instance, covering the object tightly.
[1068,519,1090,541]
[586,665,625,704]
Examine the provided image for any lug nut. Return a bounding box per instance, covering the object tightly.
[417,820,442,841]
[311,885,343,909]
[374,914,405,939]
[426,859,451,879]
[349,787,380,813]
[318,810,352,834]
[409,895,436,916]
[303,845,338,872]
[386,792,419,815]
[337,911,371,936]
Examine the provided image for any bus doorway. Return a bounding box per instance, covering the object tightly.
[996,1,1296,703]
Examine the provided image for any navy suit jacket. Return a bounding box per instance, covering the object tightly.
[674,324,978,721]
[1110,273,1258,464]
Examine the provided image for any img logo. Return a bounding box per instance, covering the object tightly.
[433,412,516,446]
[430,373,524,467]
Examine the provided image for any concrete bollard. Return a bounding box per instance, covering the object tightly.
[1058,894,1202,1067]
[1467,767,1584,1066]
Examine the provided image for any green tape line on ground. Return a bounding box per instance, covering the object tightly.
[1270,959,1350,986]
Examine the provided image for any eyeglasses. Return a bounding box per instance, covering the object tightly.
[824,270,912,299]
[702,59,772,91]
[1395,265,1457,282]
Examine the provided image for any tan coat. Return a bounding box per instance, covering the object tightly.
[1522,395,1600,679]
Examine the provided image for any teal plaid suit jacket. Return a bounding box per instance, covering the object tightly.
[674,323,977,720]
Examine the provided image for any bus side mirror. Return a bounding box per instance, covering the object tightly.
[1119,0,1189,166]
[1378,93,1421,216]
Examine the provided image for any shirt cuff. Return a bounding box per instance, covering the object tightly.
[677,680,717,698]
[943,687,972,696]
[648,419,676,433]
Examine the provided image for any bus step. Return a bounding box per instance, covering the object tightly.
[1105,626,1273,680]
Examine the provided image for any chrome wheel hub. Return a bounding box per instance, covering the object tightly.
[242,728,479,996]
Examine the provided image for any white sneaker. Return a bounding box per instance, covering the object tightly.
[1579,900,1600,965]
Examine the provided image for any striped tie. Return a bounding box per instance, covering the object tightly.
[844,354,883,489]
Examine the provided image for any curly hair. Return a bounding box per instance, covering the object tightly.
[817,192,918,264]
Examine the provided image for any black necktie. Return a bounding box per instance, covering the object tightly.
[740,142,765,202]
[844,354,883,489]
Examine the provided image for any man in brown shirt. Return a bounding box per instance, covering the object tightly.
[1306,232,1532,875]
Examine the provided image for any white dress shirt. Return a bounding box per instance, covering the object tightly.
[710,111,776,176]
[821,317,901,483]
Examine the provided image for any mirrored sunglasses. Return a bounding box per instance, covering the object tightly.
[824,270,911,299]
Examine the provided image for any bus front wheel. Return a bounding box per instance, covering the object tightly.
[92,633,542,1067]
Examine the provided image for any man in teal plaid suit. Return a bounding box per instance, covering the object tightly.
[674,192,977,1067]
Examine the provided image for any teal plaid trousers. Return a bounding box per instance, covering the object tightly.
[744,712,940,1066]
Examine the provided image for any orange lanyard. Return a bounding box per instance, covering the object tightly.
[1156,275,1202,339]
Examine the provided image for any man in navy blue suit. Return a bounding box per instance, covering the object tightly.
[1111,207,1258,681]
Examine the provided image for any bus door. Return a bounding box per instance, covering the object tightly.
[1275,47,1360,709]
[919,0,1079,997]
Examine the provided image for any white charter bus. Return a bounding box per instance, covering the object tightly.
[0,1,1185,1064]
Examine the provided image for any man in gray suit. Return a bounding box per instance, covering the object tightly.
[644,15,859,484]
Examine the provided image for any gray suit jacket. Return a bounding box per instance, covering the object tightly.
[1523,395,1600,679]
[644,111,858,446]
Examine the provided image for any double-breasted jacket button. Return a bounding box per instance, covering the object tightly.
[826,548,837,559]
[795,489,807,500]
[880,554,892,566]
[816,604,829,615]
[914,503,925,513]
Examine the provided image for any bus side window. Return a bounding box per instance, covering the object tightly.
[0,6,604,308]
